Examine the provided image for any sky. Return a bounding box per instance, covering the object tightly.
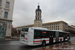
[12,0,75,27]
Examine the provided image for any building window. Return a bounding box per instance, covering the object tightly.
[56,28,57,30]
[39,17,40,20]
[36,17,37,20]
[38,12,39,15]
[6,2,9,8]
[52,26,53,28]
[0,0,2,6]
[36,13,37,15]
[56,26,57,30]
[4,11,8,18]
[57,26,59,30]
[58,26,59,28]
[38,17,39,20]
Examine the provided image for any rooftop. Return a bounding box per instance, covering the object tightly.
[17,21,68,28]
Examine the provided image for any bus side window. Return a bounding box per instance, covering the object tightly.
[47,31,49,37]
[63,32,67,37]
[59,32,63,37]
[34,30,41,39]
[52,31,55,37]
[42,31,47,38]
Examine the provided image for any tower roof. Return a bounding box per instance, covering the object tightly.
[36,5,41,12]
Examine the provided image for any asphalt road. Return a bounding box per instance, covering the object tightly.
[0,37,75,50]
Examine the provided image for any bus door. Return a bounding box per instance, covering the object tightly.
[64,33,67,41]
[49,31,53,44]
[67,33,70,40]
[34,30,42,44]
[64,36,66,41]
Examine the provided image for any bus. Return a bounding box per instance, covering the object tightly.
[20,27,70,46]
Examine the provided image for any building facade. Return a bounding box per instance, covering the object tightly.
[70,25,75,28]
[68,25,75,31]
[17,5,75,33]
[34,5,42,27]
[0,0,14,38]
[17,21,69,31]
[42,21,68,31]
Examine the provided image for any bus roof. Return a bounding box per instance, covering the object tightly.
[30,27,48,30]
[49,30,70,33]
[22,27,70,33]
[21,27,48,30]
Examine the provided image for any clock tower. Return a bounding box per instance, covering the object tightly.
[34,5,42,27]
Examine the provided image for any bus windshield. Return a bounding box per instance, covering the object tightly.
[22,28,29,32]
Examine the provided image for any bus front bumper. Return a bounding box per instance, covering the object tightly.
[20,41,41,46]
[20,41,28,45]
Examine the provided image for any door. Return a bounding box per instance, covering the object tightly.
[0,33,5,38]
[49,31,53,44]
[0,33,2,37]
[64,37,67,41]
[0,26,6,38]
[63,33,67,41]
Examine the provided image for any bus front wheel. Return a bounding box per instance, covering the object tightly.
[42,41,46,46]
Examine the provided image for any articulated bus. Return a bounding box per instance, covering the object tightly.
[20,27,70,46]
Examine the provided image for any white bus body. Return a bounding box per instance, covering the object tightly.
[20,27,48,46]
[20,27,70,46]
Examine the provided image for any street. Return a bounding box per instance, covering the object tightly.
[0,37,75,50]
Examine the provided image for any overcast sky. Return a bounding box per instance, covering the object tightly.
[12,0,75,27]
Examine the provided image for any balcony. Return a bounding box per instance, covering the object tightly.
[4,8,10,11]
